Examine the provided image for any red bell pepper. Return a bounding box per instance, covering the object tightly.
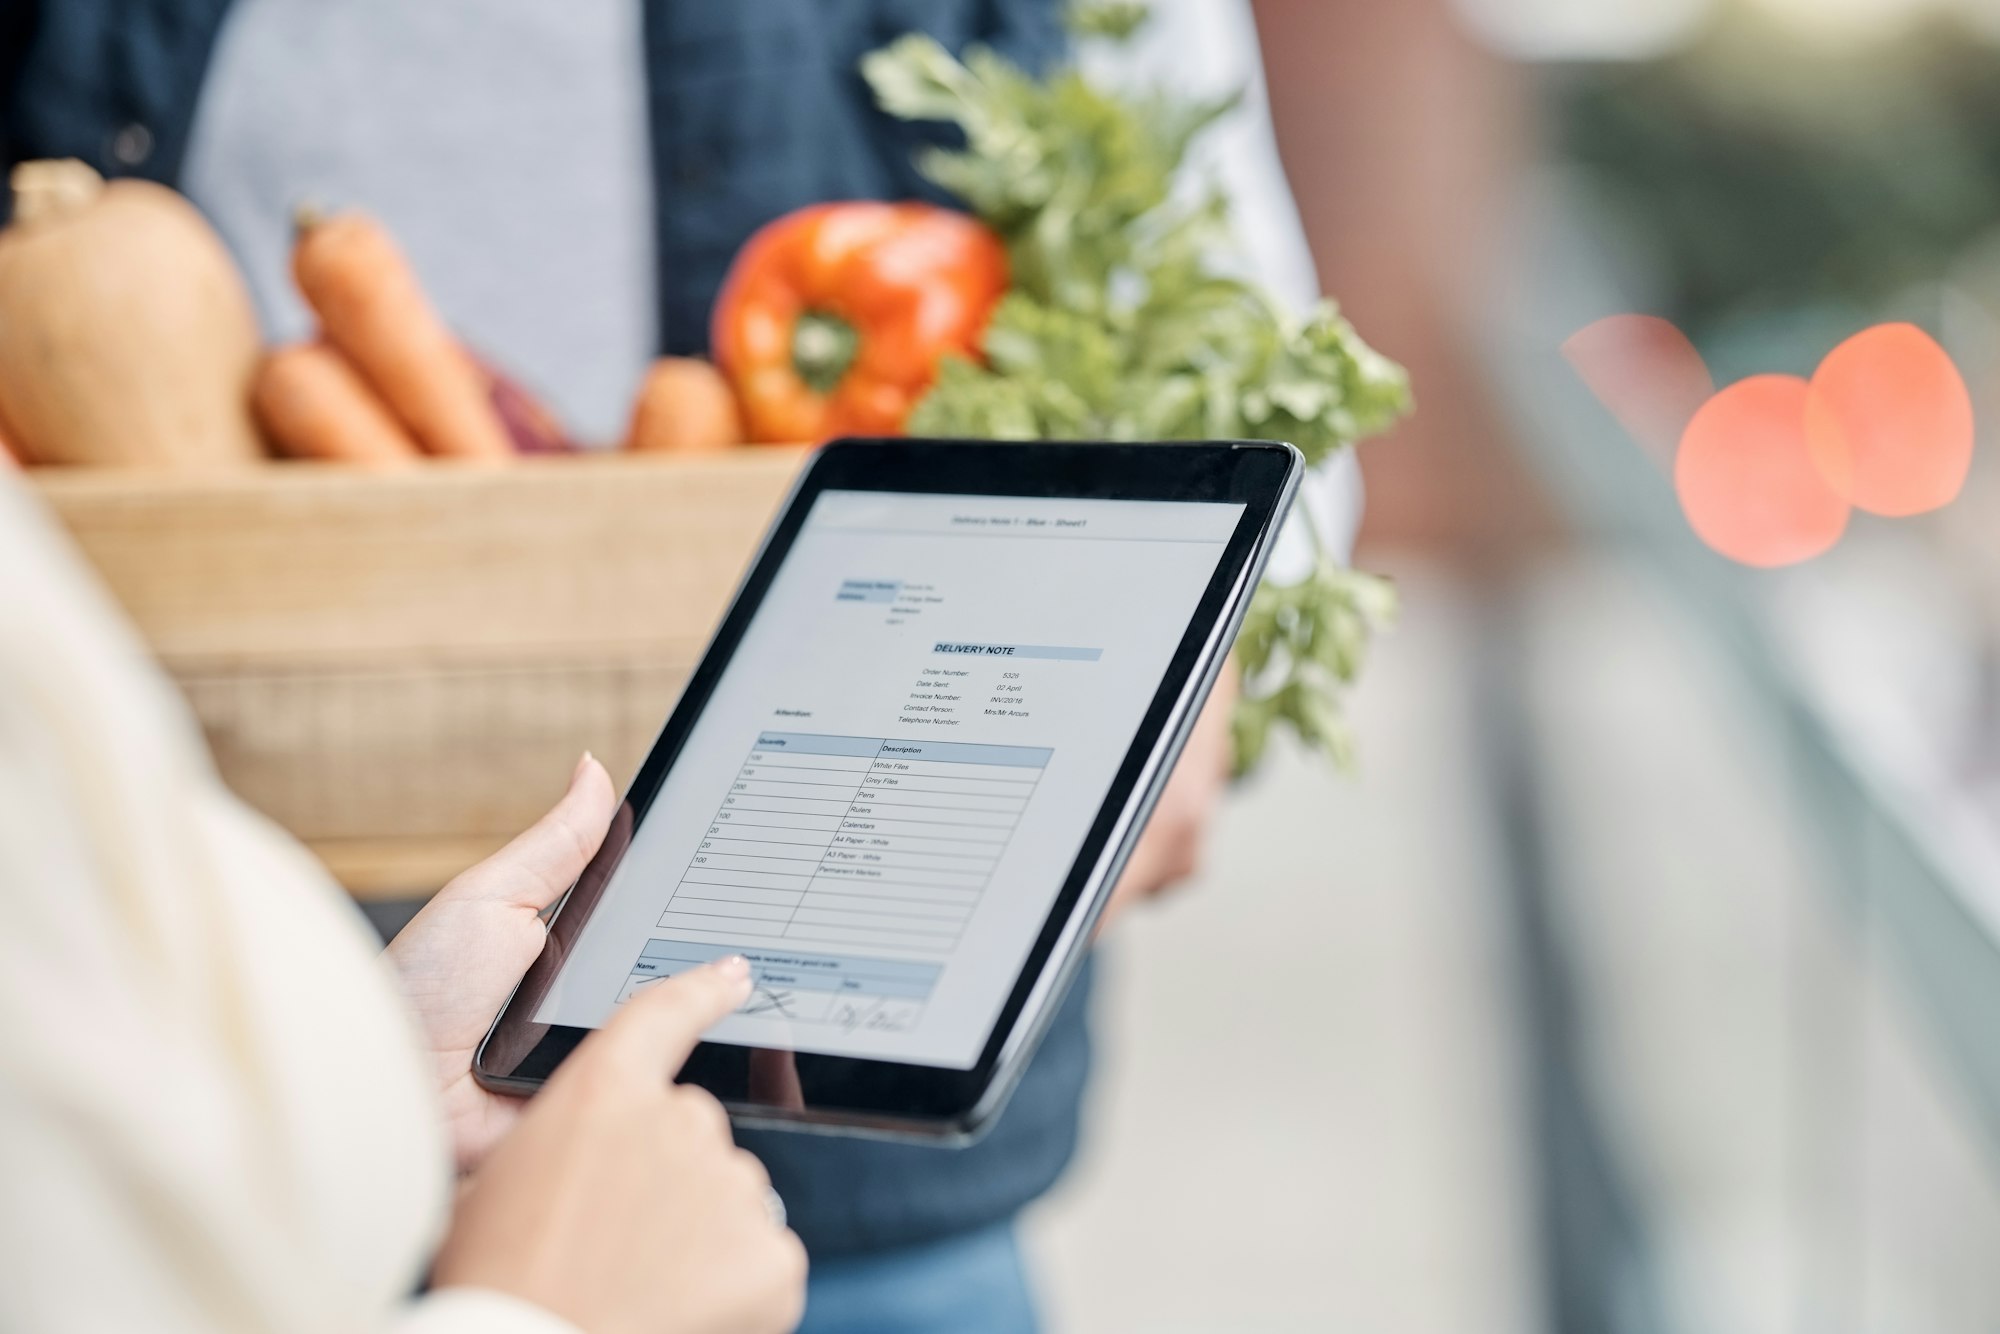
[712,202,1009,443]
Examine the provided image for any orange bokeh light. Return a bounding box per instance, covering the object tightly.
[1562,314,1716,463]
[1675,374,1850,568]
[1804,322,1973,517]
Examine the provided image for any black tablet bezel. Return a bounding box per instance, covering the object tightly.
[475,438,1300,1136]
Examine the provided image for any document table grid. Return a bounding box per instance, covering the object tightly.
[616,940,946,1033]
[656,731,1052,955]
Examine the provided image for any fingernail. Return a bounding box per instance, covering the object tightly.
[572,750,595,783]
[717,954,750,977]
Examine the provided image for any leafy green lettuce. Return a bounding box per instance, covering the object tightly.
[863,18,1410,772]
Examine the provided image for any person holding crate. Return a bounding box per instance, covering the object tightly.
[0,2,1351,1331]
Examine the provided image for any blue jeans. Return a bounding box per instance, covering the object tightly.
[793,1223,1039,1334]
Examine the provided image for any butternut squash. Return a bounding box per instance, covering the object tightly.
[0,160,266,468]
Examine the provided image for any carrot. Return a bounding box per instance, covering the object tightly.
[291,209,512,461]
[625,356,744,453]
[252,342,422,467]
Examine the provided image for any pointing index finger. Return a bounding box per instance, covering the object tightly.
[597,956,754,1077]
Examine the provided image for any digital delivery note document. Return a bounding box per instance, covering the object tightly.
[535,489,1244,1069]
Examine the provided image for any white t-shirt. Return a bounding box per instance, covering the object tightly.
[182,0,656,445]
[1089,0,1365,571]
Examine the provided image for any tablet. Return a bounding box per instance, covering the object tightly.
[476,438,1301,1140]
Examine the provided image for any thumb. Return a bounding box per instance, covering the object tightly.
[451,753,617,910]
[594,956,754,1077]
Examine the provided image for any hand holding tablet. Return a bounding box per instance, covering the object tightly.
[440,957,806,1333]
[477,438,1300,1139]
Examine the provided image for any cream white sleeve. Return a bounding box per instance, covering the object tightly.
[0,686,340,1330]
[0,477,468,1332]
[397,1289,581,1334]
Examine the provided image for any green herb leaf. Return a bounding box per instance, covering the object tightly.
[864,18,1413,773]
[1066,2,1152,41]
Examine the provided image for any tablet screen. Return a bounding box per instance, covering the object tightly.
[533,488,1244,1070]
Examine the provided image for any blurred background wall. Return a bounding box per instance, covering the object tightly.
[1027,2,2000,1330]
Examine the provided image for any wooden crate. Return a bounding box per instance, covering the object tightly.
[32,450,808,897]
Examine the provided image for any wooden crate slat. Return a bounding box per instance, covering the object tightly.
[34,450,806,664]
[179,655,689,843]
[33,450,809,896]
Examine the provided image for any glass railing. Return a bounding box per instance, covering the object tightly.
[1473,197,2000,1331]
